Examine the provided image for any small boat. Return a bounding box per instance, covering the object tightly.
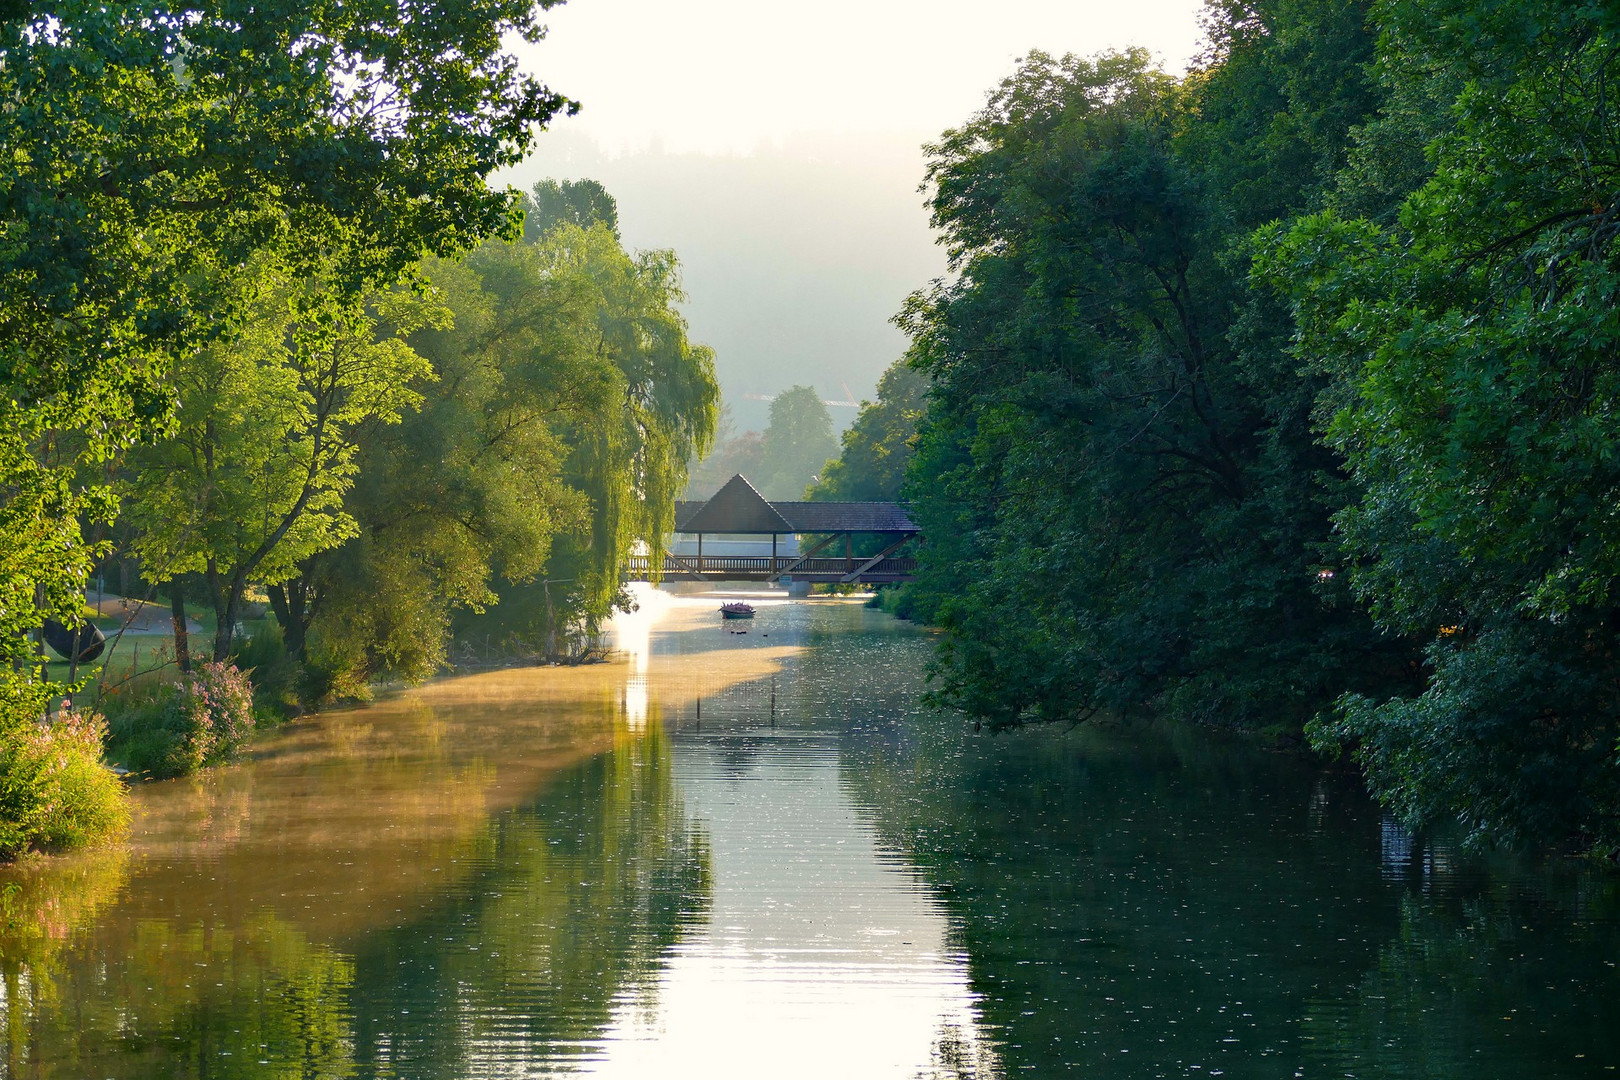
[719,602,755,620]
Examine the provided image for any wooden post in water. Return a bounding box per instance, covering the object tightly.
[697,533,703,574]
[772,533,777,574]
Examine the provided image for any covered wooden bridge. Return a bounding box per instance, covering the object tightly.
[624,475,919,585]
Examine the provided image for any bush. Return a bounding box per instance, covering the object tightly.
[300,635,373,707]
[103,661,255,779]
[0,704,131,860]
[231,618,302,715]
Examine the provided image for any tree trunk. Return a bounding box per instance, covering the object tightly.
[170,582,191,674]
[267,582,310,663]
[213,596,236,664]
[205,559,236,663]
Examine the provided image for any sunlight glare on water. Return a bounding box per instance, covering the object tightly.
[592,587,1000,1077]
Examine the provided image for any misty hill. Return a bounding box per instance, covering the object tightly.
[507,130,947,431]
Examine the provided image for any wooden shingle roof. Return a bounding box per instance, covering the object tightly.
[771,501,916,533]
[674,475,792,533]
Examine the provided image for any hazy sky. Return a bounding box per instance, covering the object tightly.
[503,0,1208,430]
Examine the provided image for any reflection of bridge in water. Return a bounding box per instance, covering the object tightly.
[624,474,919,585]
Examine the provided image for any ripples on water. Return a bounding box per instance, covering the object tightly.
[3,586,1620,1078]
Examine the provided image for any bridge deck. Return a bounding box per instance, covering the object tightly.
[624,554,916,584]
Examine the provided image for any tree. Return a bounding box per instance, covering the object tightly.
[810,360,928,503]
[685,405,766,499]
[286,197,718,679]
[124,267,443,663]
[1262,0,1620,848]
[899,26,1392,733]
[0,0,570,853]
[758,386,837,500]
[524,179,621,242]
[0,0,571,677]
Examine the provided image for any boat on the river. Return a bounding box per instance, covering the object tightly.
[719,602,755,620]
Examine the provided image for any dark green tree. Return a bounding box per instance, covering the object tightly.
[1263,0,1620,849]
[810,360,928,503]
[899,15,1393,733]
[523,179,621,242]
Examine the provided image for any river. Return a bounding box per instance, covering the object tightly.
[3,591,1619,1078]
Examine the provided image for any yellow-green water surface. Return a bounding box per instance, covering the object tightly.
[4,591,1619,1077]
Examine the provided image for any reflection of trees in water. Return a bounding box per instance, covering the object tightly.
[1306,887,1620,1076]
[839,716,1620,1078]
[4,721,709,1079]
[1,848,133,1077]
[342,719,710,1076]
[6,910,356,1080]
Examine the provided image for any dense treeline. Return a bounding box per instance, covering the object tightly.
[0,6,715,856]
[830,0,1620,852]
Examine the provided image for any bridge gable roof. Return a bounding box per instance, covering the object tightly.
[675,475,793,533]
[771,501,916,533]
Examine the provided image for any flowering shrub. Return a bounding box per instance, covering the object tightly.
[102,662,257,780]
[169,662,256,773]
[0,706,130,859]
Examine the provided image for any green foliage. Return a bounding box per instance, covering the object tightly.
[810,360,928,503]
[687,406,766,498]
[103,663,255,779]
[124,265,444,662]
[901,33,1392,734]
[297,192,718,678]
[0,0,570,672]
[1264,0,1620,847]
[523,179,621,241]
[758,385,837,499]
[0,710,130,859]
[903,0,1620,849]
[2,0,572,854]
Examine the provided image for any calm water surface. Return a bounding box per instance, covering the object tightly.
[3,591,1620,1078]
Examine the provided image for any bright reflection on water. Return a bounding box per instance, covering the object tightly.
[581,585,995,1076]
[5,587,1620,1078]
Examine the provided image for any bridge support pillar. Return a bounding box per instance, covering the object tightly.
[781,577,811,598]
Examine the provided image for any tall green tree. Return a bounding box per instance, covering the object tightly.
[0,0,570,673]
[523,179,621,242]
[0,0,569,854]
[291,194,718,679]
[1263,0,1620,848]
[124,267,443,663]
[810,360,928,503]
[899,15,1392,733]
[758,386,837,500]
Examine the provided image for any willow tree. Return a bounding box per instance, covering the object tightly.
[286,186,719,678]
[560,225,721,620]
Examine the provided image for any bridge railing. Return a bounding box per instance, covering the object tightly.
[623,554,917,582]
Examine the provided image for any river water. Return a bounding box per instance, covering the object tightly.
[3,592,1620,1078]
